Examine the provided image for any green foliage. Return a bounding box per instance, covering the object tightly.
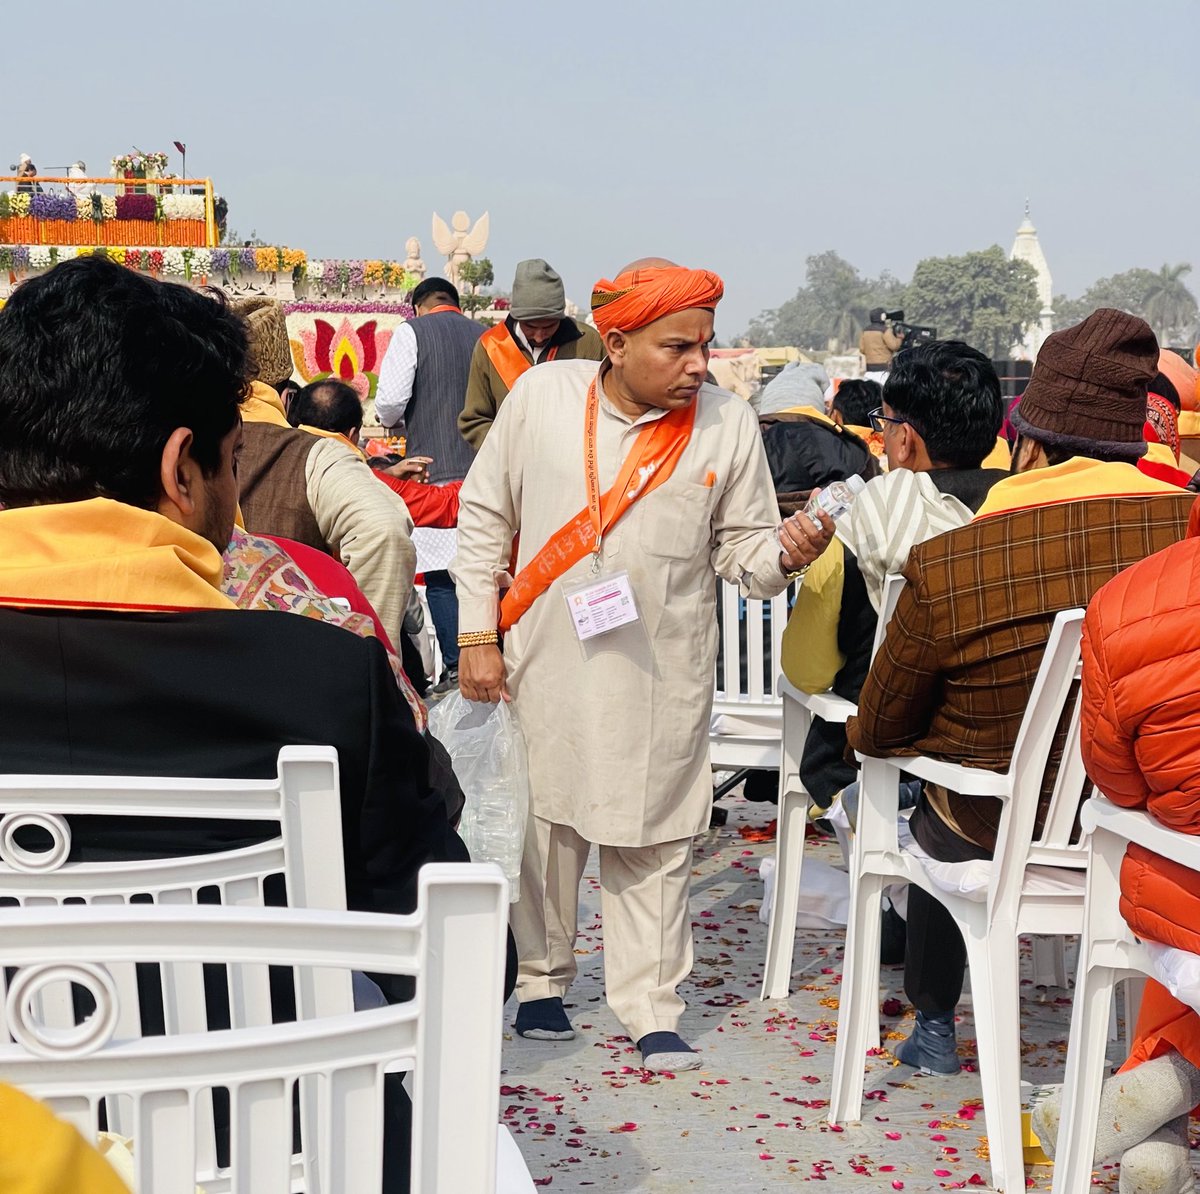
[458,257,495,293]
[904,246,1040,358]
[745,251,904,350]
[0,192,9,219]
[1053,263,1197,345]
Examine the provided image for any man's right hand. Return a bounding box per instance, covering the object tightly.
[459,643,509,704]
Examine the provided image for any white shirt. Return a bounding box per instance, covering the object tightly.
[373,322,419,429]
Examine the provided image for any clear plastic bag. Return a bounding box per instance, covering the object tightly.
[428,694,529,901]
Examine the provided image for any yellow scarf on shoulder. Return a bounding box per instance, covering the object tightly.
[240,380,290,427]
[0,498,233,612]
[299,424,366,459]
[974,457,1183,520]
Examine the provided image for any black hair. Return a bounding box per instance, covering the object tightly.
[289,379,364,437]
[411,277,459,310]
[1149,371,1181,412]
[882,340,1004,468]
[832,378,883,427]
[868,307,887,324]
[0,255,248,509]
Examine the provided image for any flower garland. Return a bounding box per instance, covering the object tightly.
[0,245,413,296]
[298,259,415,293]
[1,190,200,225]
[111,152,169,175]
[283,300,416,316]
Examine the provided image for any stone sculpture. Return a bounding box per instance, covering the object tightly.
[431,210,490,289]
[403,236,427,282]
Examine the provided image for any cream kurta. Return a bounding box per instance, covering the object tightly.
[453,359,789,846]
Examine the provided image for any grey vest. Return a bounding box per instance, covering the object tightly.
[407,310,483,483]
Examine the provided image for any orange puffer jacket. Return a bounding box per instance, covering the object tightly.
[1082,523,1200,953]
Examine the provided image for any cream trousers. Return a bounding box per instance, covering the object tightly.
[511,814,694,1044]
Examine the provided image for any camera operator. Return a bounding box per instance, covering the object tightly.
[859,307,904,380]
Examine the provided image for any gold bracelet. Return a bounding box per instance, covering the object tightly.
[457,630,500,648]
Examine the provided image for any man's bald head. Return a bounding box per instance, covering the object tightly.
[616,256,678,274]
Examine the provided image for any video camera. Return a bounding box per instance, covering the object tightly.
[883,309,936,348]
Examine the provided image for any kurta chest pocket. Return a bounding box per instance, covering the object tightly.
[640,482,714,560]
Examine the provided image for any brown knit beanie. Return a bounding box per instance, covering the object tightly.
[1010,308,1157,461]
[232,297,293,387]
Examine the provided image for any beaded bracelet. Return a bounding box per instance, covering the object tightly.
[457,629,500,648]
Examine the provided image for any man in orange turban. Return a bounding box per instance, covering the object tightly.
[452,258,833,1072]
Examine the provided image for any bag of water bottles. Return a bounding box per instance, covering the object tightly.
[428,694,529,901]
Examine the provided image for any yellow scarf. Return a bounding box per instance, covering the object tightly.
[240,380,290,427]
[0,498,233,612]
[975,457,1183,520]
[300,424,366,459]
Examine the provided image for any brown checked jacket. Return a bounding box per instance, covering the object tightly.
[846,491,1195,852]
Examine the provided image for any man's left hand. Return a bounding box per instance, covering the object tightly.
[778,507,836,573]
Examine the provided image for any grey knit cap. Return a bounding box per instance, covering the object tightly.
[510,259,566,321]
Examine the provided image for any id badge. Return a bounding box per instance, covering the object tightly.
[563,569,641,642]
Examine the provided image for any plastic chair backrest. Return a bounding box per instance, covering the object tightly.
[0,864,509,1194]
[0,746,346,1175]
[715,580,796,707]
[872,573,906,658]
[987,609,1088,916]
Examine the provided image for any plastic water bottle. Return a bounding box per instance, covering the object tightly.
[804,474,866,529]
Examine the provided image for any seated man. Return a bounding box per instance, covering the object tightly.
[755,364,879,516]
[829,377,884,457]
[0,257,470,1192]
[1027,495,1200,1193]
[846,309,1195,1075]
[289,378,460,529]
[782,342,1007,811]
[233,298,418,651]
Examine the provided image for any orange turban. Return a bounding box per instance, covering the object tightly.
[591,266,724,336]
[1159,348,1200,412]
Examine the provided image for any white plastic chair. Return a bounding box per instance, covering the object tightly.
[760,573,905,999]
[0,864,510,1194]
[0,749,534,1193]
[829,608,1090,1194]
[710,581,795,770]
[1049,797,1179,1194]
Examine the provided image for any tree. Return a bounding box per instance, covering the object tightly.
[1052,264,1197,344]
[904,246,1040,358]
[1144,263,1196,345]
[457,257,495,294]
[744,251,905,350]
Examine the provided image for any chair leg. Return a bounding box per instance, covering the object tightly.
[964,929,1026,1194]
[1030,935,1068,988]
[828,869,885,1125]
[1050,963,1119,1194]
[760,782,809,1000]
[1121,976,1145,1054]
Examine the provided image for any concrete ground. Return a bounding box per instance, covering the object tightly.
[499,793,1128,1192]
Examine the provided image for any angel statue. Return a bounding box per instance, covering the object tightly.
[403,237,427,282]
[431,210,489,289]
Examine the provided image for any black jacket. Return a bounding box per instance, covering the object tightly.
[0,607,469,945]
[759,413,880,516]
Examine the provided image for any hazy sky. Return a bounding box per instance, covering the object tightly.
[9,0,1198,333]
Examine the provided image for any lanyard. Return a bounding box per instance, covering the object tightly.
[583,376,670,560]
